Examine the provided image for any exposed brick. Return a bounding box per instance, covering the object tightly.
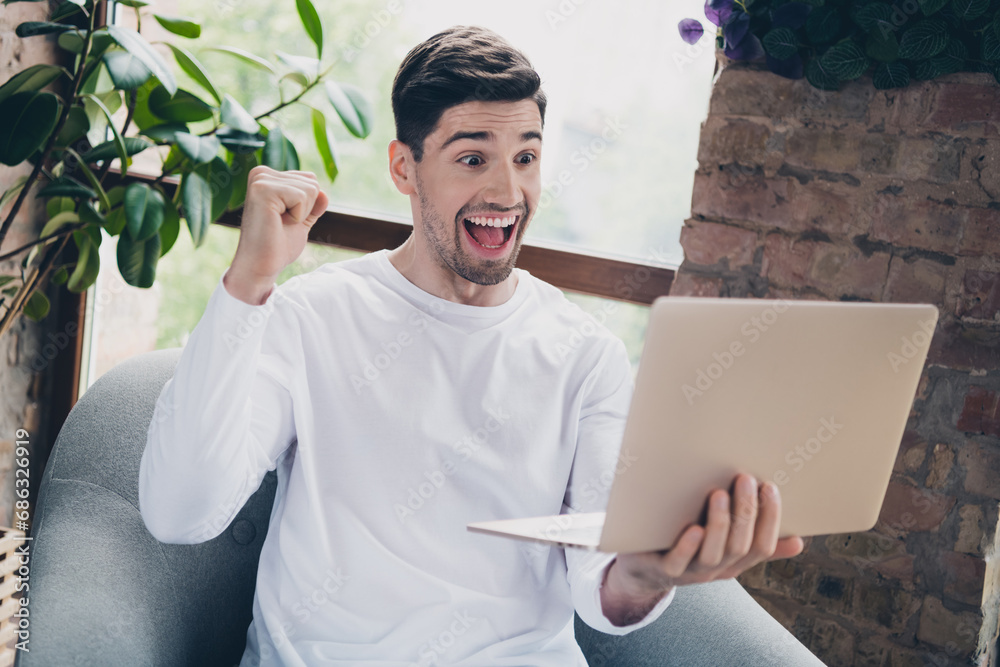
[884,256,949,305]
[925,444,954,490]
[927,82,1000,137]
[877,479,956,535]
[957,441,1000,499]
[762,234,815,287]
[957,270,1000,322]
[709,67,798,119]
[956,385,1000,438]
[870,195,967,255]
[678,220,757,267]
[697,117,773,168]
[784,128,866,174]
[895,429,928,476]
[896,136,965,183]
[959,207,1000,257]
[854,580,920,631]
[916,596,981,655]
[803,616,856,667]
[763,234,890,300]
[965,141,1000,206]
[941,551,986,607]
[954,504,986,556]
[691,168,797,231]
[668,270,723,298]
[825,532,915,581]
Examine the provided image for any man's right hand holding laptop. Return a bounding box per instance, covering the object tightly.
[599,473,805,626]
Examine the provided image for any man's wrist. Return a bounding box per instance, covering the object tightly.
[223,265,277,306]
[600,558,672,627]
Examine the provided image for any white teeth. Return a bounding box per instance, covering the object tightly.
[467,216,516,228]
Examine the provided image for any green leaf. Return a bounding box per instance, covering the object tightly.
[898,20,949,60]
[295,0,323,58]
[23,290,50,322]
[221,94,259,134]
[936,38,969,74]
[117,230,161,288]
[64,147,112,212]
[806,7,842,45]
[763,27,799,60]
[16,21,76,37]
[103,49,153,90]
[873,61,911,88]
[79,201,106,227]
[228,149,259,211]
[0,176,28,214]
[918,0,949,16]
[867,28,900,63]
[67,230,100,292]
[81,136,153,163]
[159,197,180,256]
[181,166,212,247]
[148,86,215,122]
[54,106,90,148]
[262,125,299,171]
[951,0,989,20]
[51,267,68,285]
[854,3,894,31]
[324,82,374,139]
[124,182,166,242]
[821,40,870,80]
[46,196,74,219]
[165,43,221,105]
[205,157,233,221]
[116,0,150,6]
[0,91,60,166]
[203,46,277,75]
[153,14,201,39]
[806,58,841,90]
[139,123,187,142]
[105,206,126,236]
[216,127,266,150]
[37,176,96,200]
[174,131,220,163]
[311,108,338,182]
[984,28,1000,61]
[106,25,177,96]
[0,64,67,105]
[129,76,162,131]
[276,50,321,81]
[39,210,81,238]
[57,30,87,54]
[82,92,130,176]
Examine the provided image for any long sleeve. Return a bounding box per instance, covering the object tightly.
[563,337,675,635]
[138,274,298,545]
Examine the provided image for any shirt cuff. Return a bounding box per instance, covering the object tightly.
[211,273,281,348]
[568,549,675,636]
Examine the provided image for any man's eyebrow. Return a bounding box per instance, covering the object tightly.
[439,129,543,150]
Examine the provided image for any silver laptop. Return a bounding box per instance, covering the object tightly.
[467,296,939,554]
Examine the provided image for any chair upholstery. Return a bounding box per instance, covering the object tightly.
[19,348,824,666]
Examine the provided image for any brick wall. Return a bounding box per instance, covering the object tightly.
[675,55,1000,666]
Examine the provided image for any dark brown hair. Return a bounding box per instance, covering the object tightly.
[391,26,547,161]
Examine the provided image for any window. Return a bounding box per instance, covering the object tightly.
[84,0,714,387]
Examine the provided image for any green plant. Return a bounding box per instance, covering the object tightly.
[680,0,1000,90]
[0,0,373,338]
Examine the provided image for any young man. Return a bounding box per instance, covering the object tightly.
[139,26,803,666]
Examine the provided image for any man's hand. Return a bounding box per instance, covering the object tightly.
[599,473,805,626]
[223,166,329,305]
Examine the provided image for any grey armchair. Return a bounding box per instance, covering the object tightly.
[18,348,824,666]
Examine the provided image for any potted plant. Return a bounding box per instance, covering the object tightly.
[680,0,1000,90]
[0,0,373,339]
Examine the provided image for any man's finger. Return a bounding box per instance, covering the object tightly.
[661,525,704,579]
[726,474,757,558]
[769,536,805,561]
[696,490,730,567]
[749,482,782,560]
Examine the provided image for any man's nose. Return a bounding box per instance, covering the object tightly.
[482,162,521,208]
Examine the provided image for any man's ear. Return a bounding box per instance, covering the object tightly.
[388,139,417,196]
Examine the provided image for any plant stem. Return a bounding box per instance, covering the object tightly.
[0,7,97,253]
[0,234,72,341]
[0,225,86,264]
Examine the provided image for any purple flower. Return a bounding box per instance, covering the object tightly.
[725,33,765,60]
[678,18,706,45]
[723,12,750,50]
[705,0,734,27]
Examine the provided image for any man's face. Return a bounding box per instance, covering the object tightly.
[407,99,543,286]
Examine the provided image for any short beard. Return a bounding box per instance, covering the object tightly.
[415,176,529,287]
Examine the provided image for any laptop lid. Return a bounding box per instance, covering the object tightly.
[597,297,938,554]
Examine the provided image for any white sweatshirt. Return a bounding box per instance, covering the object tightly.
[139,249,673,666]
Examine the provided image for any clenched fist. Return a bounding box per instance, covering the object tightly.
[223,166,329,305]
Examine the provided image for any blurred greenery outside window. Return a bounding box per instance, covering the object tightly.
[94,0,714,377]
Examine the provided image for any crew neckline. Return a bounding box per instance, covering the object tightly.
[372,249,530,321]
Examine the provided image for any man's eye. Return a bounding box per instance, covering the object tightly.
[459,155,483,166]
[518,154,536,165]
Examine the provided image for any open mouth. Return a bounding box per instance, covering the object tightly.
[462,214,518,251]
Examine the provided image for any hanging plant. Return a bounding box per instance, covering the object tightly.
[679,0,1000,90]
